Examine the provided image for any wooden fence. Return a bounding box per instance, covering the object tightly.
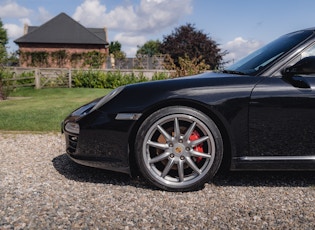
[3,67,174,89]
[3,68,71,89]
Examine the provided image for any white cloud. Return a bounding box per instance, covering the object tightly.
[114,33,147,47]
[73,0,193,56]
[74,0,192,32]
[113,33,147,57]
[101,5,138,31]
[137,0,192,32]
[4,17,31,40]
[73,0,107,26]
[3,23,22,39]
[222,37,264,64]
[0,1,32,18]
[37,7,53,23]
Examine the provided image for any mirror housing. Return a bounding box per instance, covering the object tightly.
[282,56,315,89]
[283,56,315,77]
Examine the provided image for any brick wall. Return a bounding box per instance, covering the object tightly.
[18,43,109,69]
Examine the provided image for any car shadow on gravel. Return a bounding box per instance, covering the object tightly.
[52,154,152,189]
[53,154,315,189]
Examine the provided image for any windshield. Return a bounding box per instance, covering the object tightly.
[225,30,313,75]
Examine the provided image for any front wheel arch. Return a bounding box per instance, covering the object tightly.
[128,101,232,178]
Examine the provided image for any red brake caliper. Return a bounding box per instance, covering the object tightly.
[189,130,204,163]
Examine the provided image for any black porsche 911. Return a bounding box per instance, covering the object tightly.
[62,27,315,191]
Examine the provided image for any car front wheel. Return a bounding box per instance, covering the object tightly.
[135,106,223,191]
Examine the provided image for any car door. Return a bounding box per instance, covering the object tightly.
[249,44,315,159]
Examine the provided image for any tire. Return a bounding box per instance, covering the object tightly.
[135,106,223,192]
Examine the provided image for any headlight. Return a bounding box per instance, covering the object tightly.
[91,86,125,112]
[65,122,80,134]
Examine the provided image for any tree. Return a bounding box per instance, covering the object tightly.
[109,41,126,59]
[0,18,9,100]
[136,40,161,57]
[109,41,121,54]
[159,23,223,70]
[0,18,8,65]
[7,51,19,66]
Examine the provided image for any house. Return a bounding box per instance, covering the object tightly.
[14,13,109,68]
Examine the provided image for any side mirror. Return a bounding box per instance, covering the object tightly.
[283,56,315,77]
[282,56,315,89]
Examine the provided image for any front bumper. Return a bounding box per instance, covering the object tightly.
[62,109,142,175]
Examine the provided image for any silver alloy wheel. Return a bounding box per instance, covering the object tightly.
[141,113,216,188]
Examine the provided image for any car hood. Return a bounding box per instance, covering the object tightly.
[93,71,263,113]
[125,71,261,91]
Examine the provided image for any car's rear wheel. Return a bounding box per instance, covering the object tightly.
[135,106,223,191]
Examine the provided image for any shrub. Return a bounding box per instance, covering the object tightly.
[163,54,210,77]
[152,72,171,80]
[72,70,107,88]
[72,71,152,89]
[16,71,35,85]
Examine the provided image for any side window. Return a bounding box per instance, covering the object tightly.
[301,45,315,59]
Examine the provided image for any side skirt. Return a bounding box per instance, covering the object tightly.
[231,156,315,170]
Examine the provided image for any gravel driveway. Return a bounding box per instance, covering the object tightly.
[1,133,315,229]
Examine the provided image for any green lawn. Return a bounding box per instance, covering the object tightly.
[0,87,111,132]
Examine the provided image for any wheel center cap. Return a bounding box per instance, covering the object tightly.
[173,144,184,154]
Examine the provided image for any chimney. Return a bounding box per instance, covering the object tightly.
[24,24,29,35]
[104,27,109,48]
[104,27,108,43]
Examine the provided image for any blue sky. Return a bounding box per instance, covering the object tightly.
[1,0,315,62]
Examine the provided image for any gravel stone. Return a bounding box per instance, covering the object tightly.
[1,132,315,229]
